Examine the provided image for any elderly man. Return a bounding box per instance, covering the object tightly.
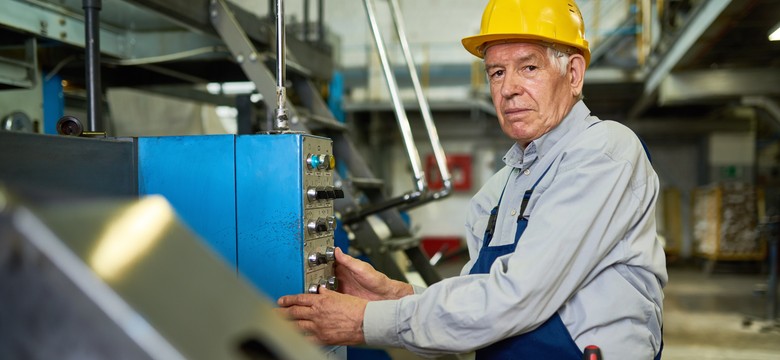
[278,0,667,359]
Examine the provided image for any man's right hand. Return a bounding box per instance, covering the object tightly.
[334,247,414,301]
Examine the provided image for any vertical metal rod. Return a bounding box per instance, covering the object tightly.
[303,0,310,42]
[83,0,102,132]
[768,235,778,321]
[363,0,425,192]
[317,0,324,44]
[387,0,451,197]
[274,0,289,131]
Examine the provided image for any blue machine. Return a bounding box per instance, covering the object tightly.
[137,134,340,301]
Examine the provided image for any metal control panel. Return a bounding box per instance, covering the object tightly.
[137,134,342,301]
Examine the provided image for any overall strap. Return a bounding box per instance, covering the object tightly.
[483,169,515,241]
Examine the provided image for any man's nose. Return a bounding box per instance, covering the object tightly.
[500,72,525,99]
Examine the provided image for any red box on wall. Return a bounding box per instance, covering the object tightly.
[421,236,463,258]
[426,154,472,192]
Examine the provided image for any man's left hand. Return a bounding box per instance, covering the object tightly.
[277,287,368,346]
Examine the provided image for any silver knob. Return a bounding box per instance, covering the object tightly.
[318,154,330,170]
[306,219,317,234]
[308,282,321,294]
[325,246,336,262]
[326,276,338,290]
[308,252,324,267]
[306,187,318,202]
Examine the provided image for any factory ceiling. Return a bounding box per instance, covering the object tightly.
[0,0,777,131]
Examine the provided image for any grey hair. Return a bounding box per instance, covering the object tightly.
[547,46,585,101]
[547,46,570,76]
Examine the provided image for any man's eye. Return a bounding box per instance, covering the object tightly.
[524,66,538,71]
[490,70,504,78]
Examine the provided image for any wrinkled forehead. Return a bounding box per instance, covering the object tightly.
[482,39,577,60]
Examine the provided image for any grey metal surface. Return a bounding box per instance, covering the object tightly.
[0,132,137,202]
[659,68,780,106]
[0,193,328,360]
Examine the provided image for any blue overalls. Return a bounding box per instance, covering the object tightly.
[468,160,663,359]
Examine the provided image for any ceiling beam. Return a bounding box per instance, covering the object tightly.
[659,68,780,105]
[628,0,733,119]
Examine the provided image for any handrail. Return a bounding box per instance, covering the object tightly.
[362,0,427,194]
[386,0,452,200]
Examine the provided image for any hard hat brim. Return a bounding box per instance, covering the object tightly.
[462,33,591,67]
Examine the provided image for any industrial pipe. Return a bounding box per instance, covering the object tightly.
[363,0,426,193]
[317,0,324,44]
[387,0,452,199]
[83,0,102,132]
[274,0,289,131]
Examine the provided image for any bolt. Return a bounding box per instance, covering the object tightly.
[236,54,244,63]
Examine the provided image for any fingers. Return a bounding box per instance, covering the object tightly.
[276,304,317,321]
[335,248,374,275]
[277,293,318,307]
[334,247,354,266]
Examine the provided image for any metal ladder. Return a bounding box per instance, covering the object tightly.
[209,0,452,285]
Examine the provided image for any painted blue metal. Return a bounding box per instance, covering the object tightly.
[42,73,63,135]
[137,135,238,267]
[235,134,305,300]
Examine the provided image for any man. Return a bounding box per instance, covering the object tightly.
[278,0,667,358]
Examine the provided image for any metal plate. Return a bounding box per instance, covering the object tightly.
[137,135,238,267]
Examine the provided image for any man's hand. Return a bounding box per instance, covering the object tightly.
[277,287,367,345]
[334,247,414,301]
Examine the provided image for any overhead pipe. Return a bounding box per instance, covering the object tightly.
[274,0,289,131]
[303,0,310,42]
[742,96,780,129]
[83,0,102,132]
[317,0,324,44]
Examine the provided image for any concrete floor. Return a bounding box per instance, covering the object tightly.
[367,261,780,360]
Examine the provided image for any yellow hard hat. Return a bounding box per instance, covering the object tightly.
[462,0,591,67]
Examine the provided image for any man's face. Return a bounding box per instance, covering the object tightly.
[484,42,577,146]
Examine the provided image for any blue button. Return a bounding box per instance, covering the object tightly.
[310,155,321,169]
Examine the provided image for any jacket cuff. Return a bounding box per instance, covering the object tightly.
[363,300,402,347]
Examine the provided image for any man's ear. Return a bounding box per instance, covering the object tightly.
[568,54,586,97]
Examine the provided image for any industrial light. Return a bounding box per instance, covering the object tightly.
[769,22,780,41]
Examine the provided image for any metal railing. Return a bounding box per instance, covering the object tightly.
[360,0,452,213]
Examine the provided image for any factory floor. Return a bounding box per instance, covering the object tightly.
[370,259,780,360]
